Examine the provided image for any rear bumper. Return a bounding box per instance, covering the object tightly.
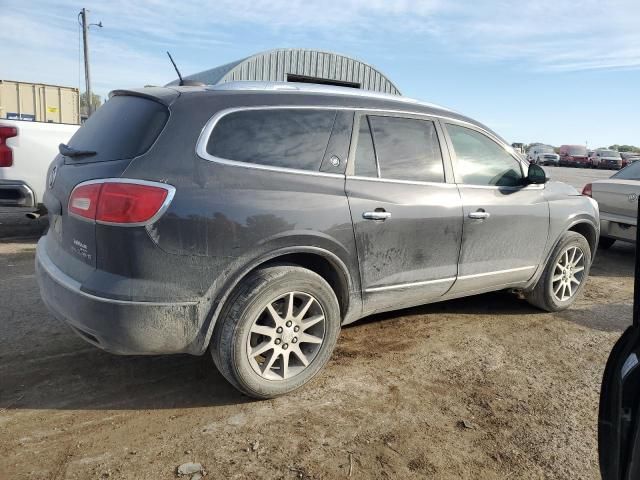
[0,180,36,209]
[600,217,636,243]
[35,237,202,355]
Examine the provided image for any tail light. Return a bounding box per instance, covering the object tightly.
[68,179,174,225]
[582,183,593,197]
[0,125,18,167]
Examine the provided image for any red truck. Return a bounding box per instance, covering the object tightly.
[558,144,589,168]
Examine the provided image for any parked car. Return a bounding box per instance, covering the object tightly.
[598,203,639,480]
[35,82,600,398]
[0,120,79,214]
[527,144,559,166]
[621,152,640,167]
[590,149,623,170]
[559,144,589,167]
[583,161,640,248]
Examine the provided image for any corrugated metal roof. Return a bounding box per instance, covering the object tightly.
[167,48,401,95]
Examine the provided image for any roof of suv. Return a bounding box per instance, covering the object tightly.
[112,81,506,144]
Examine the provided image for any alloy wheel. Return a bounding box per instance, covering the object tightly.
[552,246,586,302]
[246,291,326,380]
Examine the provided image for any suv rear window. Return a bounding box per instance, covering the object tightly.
[67,95,168,163]
[206,109,336,171]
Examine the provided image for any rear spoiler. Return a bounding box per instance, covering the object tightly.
[109,87,180,106]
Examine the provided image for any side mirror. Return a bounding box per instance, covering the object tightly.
[527,163,547,184]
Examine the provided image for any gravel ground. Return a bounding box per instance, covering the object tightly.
[0,238,634,480]
[0,166,632,479]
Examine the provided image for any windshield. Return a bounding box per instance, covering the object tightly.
[568,146,587,156]
[597,150,621,158]
[613,161,640,180]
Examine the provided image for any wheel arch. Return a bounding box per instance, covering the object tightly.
[197,246,360,355]
[567,220,598,258]
[525,218,599,292]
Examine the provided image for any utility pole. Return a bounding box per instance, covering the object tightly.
[79,8,102,117]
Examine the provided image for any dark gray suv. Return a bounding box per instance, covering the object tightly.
[36,82,600,398]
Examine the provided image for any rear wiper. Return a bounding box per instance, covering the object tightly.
[58,143,97,158]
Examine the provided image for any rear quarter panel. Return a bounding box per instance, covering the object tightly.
[123,92,362,329]
[593,179,640,223]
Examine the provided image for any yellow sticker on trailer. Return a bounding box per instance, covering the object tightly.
[47,106,58,113]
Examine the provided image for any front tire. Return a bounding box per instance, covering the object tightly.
[211,265,341,399]
[525,231,591,312]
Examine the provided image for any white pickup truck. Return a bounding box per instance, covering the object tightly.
[0,120,79,214]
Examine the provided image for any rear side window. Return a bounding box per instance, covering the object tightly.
[368,116,445,183]
[67,95,168,162]
[207,109,337,171]
[447,124,523,187]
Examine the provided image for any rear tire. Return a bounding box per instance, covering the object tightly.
[210,265,341,399]
[525,231,591,312]
[598,237,616,250]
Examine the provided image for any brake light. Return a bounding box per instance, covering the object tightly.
[68,183,101,219]
[68,180,174,225]
[582,183,592,197]
[0,125,18,167]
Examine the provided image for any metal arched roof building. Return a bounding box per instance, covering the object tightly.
[167,48,401,95]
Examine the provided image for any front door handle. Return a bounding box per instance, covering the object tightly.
[363,210,391,221]
[468,210,490,220]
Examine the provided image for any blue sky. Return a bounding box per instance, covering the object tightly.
[2,0,638,147]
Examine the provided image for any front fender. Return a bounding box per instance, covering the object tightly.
[524,192,599,290]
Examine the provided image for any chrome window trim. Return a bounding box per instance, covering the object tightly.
[196,106,347,179]
[195,105,509,179]
[365,277,455,293]
[68,178,176,227]
[457,183,545,191]
[348,175,458,188]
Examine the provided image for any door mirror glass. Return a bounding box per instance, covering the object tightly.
[528,163,547,184]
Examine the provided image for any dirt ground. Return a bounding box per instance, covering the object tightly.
[0,238,634,480]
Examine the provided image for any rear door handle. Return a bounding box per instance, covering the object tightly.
[468,210,490,220]
[363,211,391,221]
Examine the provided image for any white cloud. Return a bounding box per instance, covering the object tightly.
[1,0,638,98]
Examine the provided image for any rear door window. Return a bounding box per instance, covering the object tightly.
[207,109,337,171]
[367,115,445,183]
[66,95,169,163]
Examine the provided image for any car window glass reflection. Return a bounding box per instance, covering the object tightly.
[369,116,445,183]
[447,124,523,187]
[208,109,337,171]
